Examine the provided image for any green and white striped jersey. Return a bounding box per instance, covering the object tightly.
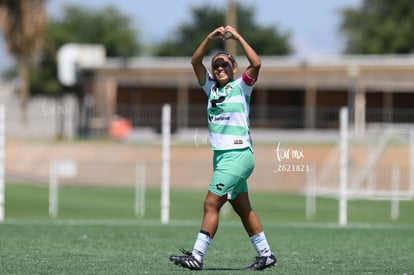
[201,71,257,151]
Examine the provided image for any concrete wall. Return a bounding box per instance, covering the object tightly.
[0,81,78,139]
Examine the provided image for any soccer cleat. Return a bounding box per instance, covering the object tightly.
[169,248,203,270]
[244,254,277,270]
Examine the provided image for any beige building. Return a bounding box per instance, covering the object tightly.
[79,54,414,134]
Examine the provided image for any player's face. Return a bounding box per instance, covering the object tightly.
[212,55,236,86]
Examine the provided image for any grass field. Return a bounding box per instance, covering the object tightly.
[1,183,414,274]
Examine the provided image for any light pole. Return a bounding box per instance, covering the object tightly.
[225,0,237,55]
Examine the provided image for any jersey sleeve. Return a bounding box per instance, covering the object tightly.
[200,71,216,96]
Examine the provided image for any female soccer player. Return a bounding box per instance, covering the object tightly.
[169,25,277,271]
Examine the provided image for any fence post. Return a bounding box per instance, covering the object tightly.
[306,165,317,219]
[135,162,146,218]
[49,159,77,218]
[0,105,5,222]
[161,104,171,224]
[339,107,349,226]
[391,164,400,220]
[409,129,414,196]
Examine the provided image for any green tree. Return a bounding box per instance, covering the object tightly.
[49,4,139,57]
[155,4,292,56]
[339,0,414,54]
[0,0,47,123]
[30,4,140,95]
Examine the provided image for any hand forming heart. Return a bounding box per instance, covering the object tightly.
[213,31,234,40]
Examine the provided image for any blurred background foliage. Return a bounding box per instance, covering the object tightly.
[0,0,413,99]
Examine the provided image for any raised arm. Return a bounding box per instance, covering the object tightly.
[191,26,226,85]
[224,26,261,79]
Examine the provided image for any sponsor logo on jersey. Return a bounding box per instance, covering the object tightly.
[208,115,230,122]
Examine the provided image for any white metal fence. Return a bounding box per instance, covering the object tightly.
[306,108,414,225]
[1,96,414,140]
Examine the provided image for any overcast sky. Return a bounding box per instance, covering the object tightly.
[0,0,361,72]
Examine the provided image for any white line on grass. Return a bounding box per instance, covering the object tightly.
[2,219,414,230]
